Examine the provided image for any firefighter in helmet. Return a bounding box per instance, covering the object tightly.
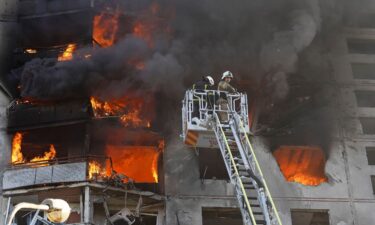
[191,76,215,123]
[217,71,237,122]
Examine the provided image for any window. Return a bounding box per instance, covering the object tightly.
[291,209,330,225]
[366,147,375,165]
[355,90,375,107]
[359,117,375,134]
[347,39,375,54]
[202,207,242,225]
[199,149,229,180]
[351,63,375,80]
[371,175,375,194]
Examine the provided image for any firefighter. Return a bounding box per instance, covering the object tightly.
[192,75,215,90]
[191,76,215,124]
[217,71,237,122]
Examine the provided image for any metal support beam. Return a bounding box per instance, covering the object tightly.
[156,208,165,225]
[1,197,11,225]
[80,193,84,223]
[84,186,91,224]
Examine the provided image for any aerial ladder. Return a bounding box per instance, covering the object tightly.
[181,90,283,225]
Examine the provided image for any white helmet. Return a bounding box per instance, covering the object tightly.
[206,76,214,86]
[221,71,233,80]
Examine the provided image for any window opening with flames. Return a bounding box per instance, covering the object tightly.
[273,146,328,186]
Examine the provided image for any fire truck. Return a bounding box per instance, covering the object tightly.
[181,89,283,225]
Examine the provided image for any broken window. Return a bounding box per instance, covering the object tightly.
[273,146,328,186]
[202,207,242,225]
[199,149,229,180]
[291,209,330,225]
[366,147,375,165]
[347,39,375,54]
[351,63,375,80]
[354,90,375,107]
[359,117,375,134]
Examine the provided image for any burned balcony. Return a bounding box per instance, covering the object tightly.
[7,99,92,129]
[5,94,164,193]
[3,156,113,190]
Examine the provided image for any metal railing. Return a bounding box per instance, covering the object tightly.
[212,113,258,225]
[7,155,113,180]
[182,90,249,133]
[232,113,283,225]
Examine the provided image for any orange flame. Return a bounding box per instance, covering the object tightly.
[58,44,76,61]
[151,152,159,182]
[106,146,161,183]
[12,132,24,164]
[133,21,155,47]
[131,1,171,48]
[90,96,151,128]
[25,49,37,54]
[30,145,57,162]
[11,132,57,165]
[273,146,328,186]
[93,11,120,47]
[88,161,109,179]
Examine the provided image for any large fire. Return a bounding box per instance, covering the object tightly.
[30,145,56,162]
[57,44,76,61]
[93,2,170,48]
[106,145,161,183]
[273,146,328,186]
[93,11,120,47]
[11,132,24,164]
[132,2,171,48]
[11,132,57,164]
[90,96,152,128]
[88,161,109,179]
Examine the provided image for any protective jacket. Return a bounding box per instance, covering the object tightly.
[218,80,236,93]
[192,80,211,91]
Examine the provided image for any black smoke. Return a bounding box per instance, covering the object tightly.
[16,0,372,101]
[12,0,375,152]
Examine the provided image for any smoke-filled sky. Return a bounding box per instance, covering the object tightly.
[16,0,375,102]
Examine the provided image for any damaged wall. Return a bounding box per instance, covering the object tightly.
[163,27,375,225]
[0,0,17,224]
[2,0,375,225]
[164,136,239,225]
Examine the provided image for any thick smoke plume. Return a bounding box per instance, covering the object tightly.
[16,0,355,101]
[17,0,375,102]
[13,0,375,152]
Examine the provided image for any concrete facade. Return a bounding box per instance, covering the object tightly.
[1,1,375,225]
[163,28,375,225]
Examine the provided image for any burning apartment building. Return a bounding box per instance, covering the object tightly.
[0,0,375,225]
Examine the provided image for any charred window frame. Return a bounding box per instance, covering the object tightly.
[291,209,330,225]
[202,207,242,225]
[371,175,375,194]
[354,90,375,107]
[351,63,375,80]
[198,148,229,180]
[347,39,375,54]
[359,117,375,134]
[366,147,375,165]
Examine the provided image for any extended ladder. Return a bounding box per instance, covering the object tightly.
[211,112,283,225]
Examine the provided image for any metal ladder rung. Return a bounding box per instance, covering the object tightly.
[213,113,281,225]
